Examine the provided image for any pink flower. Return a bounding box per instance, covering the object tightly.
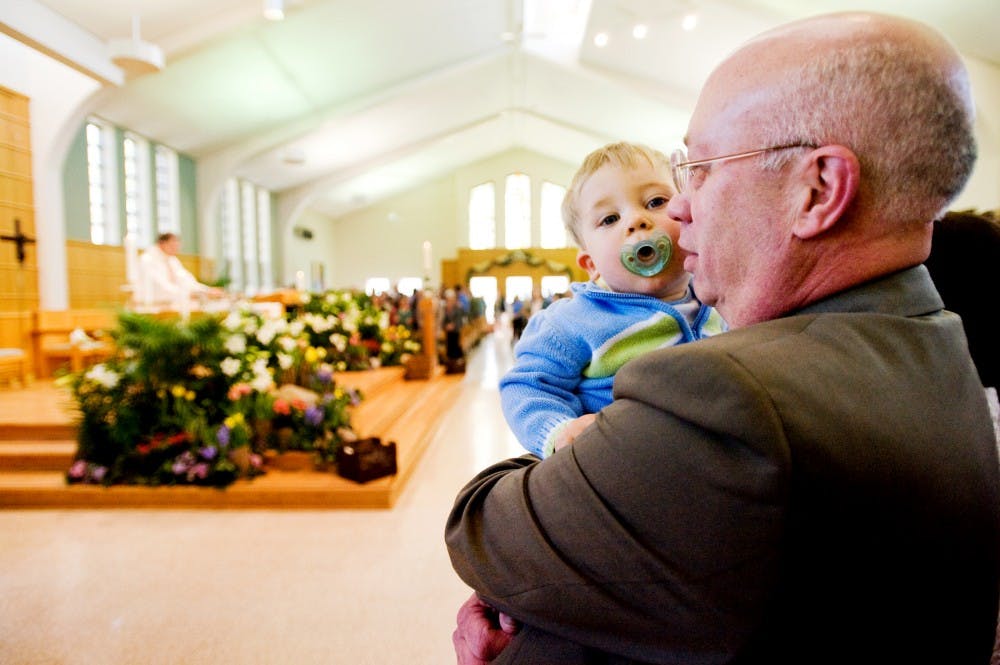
[68,460,87,479]
[228,383,253,401]
[273,398,291,416]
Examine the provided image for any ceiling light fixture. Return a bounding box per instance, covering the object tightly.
[263,0,285,21]
[632,24,648,40]
[681,12,698,32]
[107,14,164,78]
[594,32,609,47]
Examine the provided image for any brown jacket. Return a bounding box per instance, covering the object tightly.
[446,266,1000,664]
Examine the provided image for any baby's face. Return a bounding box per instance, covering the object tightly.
[575,162,690,299]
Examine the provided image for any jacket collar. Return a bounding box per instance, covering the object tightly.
[794,265,944,319]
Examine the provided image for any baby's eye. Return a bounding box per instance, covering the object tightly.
[599,213,619,226]
[647,195,670,209]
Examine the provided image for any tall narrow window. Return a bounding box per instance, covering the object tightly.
[468,182,496,249]
[256,188,274,292]
[85,120,119,245]
[504,173,531,249]
[122,133,153,248]
[154,145,180,235]
[240,181,259,295]
[540,181,568,248]
[219,179,242,291]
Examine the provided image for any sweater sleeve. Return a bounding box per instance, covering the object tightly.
[500,310,591,458]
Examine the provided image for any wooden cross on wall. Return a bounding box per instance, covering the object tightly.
[0,218,35,265]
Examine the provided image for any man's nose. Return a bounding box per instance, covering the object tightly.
[666,193,692,225]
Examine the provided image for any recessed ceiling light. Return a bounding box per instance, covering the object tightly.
[632,24,648,40]
[681,13,698,32]
[594,32,609,47]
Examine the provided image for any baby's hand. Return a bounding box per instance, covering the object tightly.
[553,414,597,451]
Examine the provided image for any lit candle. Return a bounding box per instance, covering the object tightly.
[422,241,432,275]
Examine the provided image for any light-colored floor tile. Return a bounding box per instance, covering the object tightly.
[0,330,523,665]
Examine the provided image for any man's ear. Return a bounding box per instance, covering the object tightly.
[792,144,860,239]
[576,250,598,280]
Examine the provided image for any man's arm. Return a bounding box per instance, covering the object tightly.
[447,346,790,661]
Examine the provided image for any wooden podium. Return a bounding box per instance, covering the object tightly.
[404,295,438,380]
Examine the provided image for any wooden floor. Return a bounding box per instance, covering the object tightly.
[0,366,464,509]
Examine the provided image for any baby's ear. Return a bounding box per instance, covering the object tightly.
[576,250,599,280]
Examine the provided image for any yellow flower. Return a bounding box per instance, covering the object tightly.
[171,385,186,398]
[185,390,196,401]
[223,413,245,429]
[304,347,318,363]
[317,347,327,358]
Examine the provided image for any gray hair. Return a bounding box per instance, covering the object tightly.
[755,38,976,223]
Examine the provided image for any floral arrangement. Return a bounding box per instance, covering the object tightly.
[297,290,420,370]
[64,300,372,488]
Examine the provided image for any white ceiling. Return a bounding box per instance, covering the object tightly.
[27,0,1000,219]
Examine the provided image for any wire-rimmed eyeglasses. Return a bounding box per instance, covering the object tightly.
[669,143,816,193]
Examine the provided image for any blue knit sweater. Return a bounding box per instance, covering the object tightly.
[500,281,726,457]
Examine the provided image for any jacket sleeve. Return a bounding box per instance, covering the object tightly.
[447,345,790,662]
[499,310,592,457]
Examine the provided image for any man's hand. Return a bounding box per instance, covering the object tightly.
[453,592,520,664]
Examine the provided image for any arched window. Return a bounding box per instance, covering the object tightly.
[257,189,274,292]
[219,179,242,290]
[469,182,495,249]
[154,145,180,235]
[539,181,568,248]
[504,173,531,249]
[122,133,153,248]
[85,120,119,245]
[240,182,259,295]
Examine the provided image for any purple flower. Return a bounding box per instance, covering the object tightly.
[200,446,218,460]
[304,406,324,427]
[188,463,210,481]
[172,451,196,475]
[315,367,333,384]
[90,466,107,482]
[68,460,87,479]
[216,425,231,447]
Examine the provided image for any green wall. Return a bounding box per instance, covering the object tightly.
[61,124,90,242]
[178,153,198,253]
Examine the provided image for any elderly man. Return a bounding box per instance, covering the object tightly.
[446,12,1000,665]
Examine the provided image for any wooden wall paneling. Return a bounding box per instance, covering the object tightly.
[0,85,39,359]
[65,240,129,309]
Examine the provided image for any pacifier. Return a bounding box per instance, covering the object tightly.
[620,232,673,277]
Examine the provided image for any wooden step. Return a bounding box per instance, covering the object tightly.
[0,440,76,471]
[0,368,463,509]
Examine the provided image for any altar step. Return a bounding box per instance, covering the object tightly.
[0,366,464,509]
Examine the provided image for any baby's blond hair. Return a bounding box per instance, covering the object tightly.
[561,142,672,247]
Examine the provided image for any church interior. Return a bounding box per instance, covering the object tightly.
[1,0,999,662]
